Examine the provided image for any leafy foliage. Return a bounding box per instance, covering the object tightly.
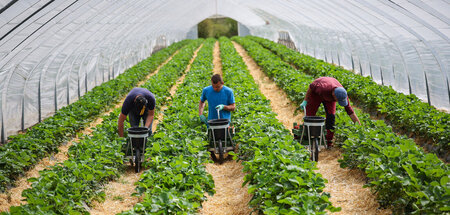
[335,109,450,214]
[119,38,216,214]
[234,36,450,214]
[0,40,191,192]
[3,40,204,214]
[198,17,238,39]
[221,37,339,214]
[248,35,450,157]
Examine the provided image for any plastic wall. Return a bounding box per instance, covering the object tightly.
[1,0,449,142]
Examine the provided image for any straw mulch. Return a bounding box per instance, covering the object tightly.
[213,41,223,75]
[233,42,391,214]
[0,116,104,212]
[0,51,179,213]
[200,160,253,215]
[90,46,203,214]
[90,167,143,215]
[317,148,391,214]
[232,42,302,132]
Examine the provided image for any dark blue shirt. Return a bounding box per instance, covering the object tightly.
[121,88,155,115]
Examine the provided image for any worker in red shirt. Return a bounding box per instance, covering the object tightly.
[300,77,361,147]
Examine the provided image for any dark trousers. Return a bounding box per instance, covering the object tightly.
[305,97,335,143]
[129,110,153,136]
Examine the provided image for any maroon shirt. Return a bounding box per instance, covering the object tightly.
[308,77,354,115]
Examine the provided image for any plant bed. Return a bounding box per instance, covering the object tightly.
[0,40,191,192]
[221,37,339,214]
[119,38,217,214]
[232,36,449,214]
[248,35,449,159]
[2,39,203,214]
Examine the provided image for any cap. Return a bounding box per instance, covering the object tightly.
[334,87,348,106]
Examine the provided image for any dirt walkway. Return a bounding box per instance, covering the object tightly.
[213,41,222,75]
[233,42,390,214]
[0,51,178,212]
[90,46,202,215]
[200,41,253,215]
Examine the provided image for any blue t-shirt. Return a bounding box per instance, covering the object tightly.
[122,88,155,115]
[201,85,235,120]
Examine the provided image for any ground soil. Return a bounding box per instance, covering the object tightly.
[232,41,391,215]
[0,51,179,213]
[90,46,202,214]
[200,41,254,215]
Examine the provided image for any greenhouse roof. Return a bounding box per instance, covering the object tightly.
[0,0,449,141]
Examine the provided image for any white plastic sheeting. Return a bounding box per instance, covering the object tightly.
[0,0,449,142]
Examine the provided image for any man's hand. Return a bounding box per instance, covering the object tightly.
[199,115,207,124]
[350,113,361,125]
[215,104,225,111]
[300,101,307,110]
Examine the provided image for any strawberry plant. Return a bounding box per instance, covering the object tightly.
[3,40,204,214]
[119,38,216,214]
[0,39,191,192]
[221,37,339,214]
[248,36,450,158]
[335,108,449,214]
[232,36,449,214]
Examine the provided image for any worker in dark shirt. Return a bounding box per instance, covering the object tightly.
[300,77,360,147]
[118,88,155,137]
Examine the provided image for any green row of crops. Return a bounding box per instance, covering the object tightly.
[248,36,449,157]
[233,36,449,214]
[220,37,339,214]
[0,39,190,192]
[3,36,447,214]
[3,39,203,214]
[120,38,217,214]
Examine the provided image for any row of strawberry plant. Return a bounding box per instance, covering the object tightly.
[220,37,339,214]
[119,39,216,214]
[232,36,449,214]
[335,109,449,214]
[248,35,450,157]
[231,37,313,106]
[0,39,191,192]
[4,40,204,214]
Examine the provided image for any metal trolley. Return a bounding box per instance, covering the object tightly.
[293,115,326,161]
[207,109,235,164]
[125,127,148,173]
[301,116,326,161]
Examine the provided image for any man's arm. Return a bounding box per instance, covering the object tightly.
[349,113,361,125]
[223,103,235,112]
[145,109,155,128]
[118,113,127,137]
[199,100,206,116]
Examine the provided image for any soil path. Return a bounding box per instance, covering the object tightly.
[90,46,202,215]
[0,51,179,212]
[199,41,253,215]
[232,42,390,214]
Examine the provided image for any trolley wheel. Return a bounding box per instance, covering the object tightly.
[210,151,218,162]
[310,138,319,161]
[135,148,141,173]
[218,140,224,164]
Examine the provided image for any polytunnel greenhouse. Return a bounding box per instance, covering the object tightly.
[0,0,449,214]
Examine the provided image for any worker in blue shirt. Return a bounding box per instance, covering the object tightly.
[199,74,235,124]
